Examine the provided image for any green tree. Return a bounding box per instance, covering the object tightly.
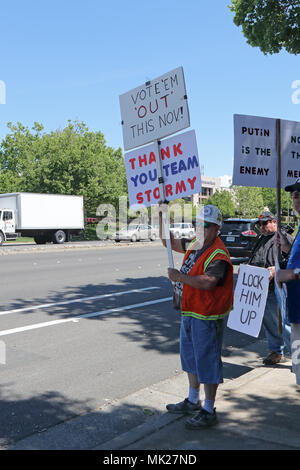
[233,186,265,217]
[0,120,128,214]
[229,0,300,55]
[261,187,291,215]
[206,189,236,218]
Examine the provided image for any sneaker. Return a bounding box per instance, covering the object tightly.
[166,398,201,415]
[263,351,284,366]
[185,408,218,429]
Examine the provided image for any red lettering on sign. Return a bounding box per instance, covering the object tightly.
[136,192,143,204]
[187,176,196,190]
[161,146,170,160]
[175,180,186,194]
[129,158,136,170]
[149,152,156,164]
[145,189,152,202]
[153,187,160,199]
[165,184,173,197]
[138,154,147,167]
[173,143,182,157]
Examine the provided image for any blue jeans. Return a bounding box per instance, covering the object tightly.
[262,290,291,355]
[274,284,292,356]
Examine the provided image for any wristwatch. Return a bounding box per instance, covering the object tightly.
[293,268,300,280]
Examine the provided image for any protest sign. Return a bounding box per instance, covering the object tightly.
[119,67,190,151]
[227,264,270,338]
[280,119,300,189]
[124,130,201,208]
[233,114,300,189]
[232,114,277,188]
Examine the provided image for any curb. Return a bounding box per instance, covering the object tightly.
[93,367,272,451]
[6,360,296,450]
[0,240,161,256]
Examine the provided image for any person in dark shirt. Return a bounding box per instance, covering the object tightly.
[248,211,293,365]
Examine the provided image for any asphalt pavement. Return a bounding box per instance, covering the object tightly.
[1,241,299,452]
[5,335,299,451]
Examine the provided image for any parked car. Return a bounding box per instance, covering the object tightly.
[87,217,101,224]
[113,224,157,242]
[219,218,260,258]
[169,222,195,239]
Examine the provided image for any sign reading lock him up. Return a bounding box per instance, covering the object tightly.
[227,264,270,338]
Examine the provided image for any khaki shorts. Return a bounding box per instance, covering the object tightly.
[291,323,300,385]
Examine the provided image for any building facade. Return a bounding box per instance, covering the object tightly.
[192,175,222,205]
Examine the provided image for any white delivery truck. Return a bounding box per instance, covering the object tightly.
[0,192,85,245]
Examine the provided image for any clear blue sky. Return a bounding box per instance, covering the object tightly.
[1,0,300,179]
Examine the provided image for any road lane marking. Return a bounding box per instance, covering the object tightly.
[0,287,160,316]
[0,297,172,337]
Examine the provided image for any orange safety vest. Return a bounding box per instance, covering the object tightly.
[181,237,233,320]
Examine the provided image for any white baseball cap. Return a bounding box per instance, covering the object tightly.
[196,205,222,227]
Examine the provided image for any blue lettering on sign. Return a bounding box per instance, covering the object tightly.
[163,157,198,177]
[130,155,199,187]
[187,155,198,170]
[178,160,187,172]
[130,169,158,187]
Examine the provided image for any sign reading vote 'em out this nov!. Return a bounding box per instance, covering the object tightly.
[227,264,270,338]
[119,67,190,151]
[124,130,201,208]
[232,114,300,188]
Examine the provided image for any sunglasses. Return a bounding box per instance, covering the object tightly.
[196,221,211,228]
[259,220,270,227]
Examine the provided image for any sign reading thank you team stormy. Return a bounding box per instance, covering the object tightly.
[124,130,201,207]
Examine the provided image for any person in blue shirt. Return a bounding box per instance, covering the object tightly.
[276,179,300,385]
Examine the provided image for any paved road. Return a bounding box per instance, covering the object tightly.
[0,242,256,448]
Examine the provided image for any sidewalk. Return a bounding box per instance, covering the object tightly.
[7,339,300,450]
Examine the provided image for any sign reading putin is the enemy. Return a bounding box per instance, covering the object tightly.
[119,67,190,151]
[232,114,277,188]
[124,130,201,208]
[227,264,270,338]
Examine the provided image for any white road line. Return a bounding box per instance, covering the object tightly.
[0,297,172,337]
[0,287,160,316]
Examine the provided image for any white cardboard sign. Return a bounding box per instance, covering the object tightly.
[280,119,300,188]
[232,114,300,189]
[232,114,277,188]
[119,67,190,151]
[227,264,270,338]
[124,130,201,208]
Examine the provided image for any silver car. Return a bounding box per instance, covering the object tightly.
[169,222,195,239]
[114,224,157,242]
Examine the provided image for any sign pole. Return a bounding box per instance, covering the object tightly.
[154,139,174,268]
[276,118,282,234]
[276,118,283,334]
